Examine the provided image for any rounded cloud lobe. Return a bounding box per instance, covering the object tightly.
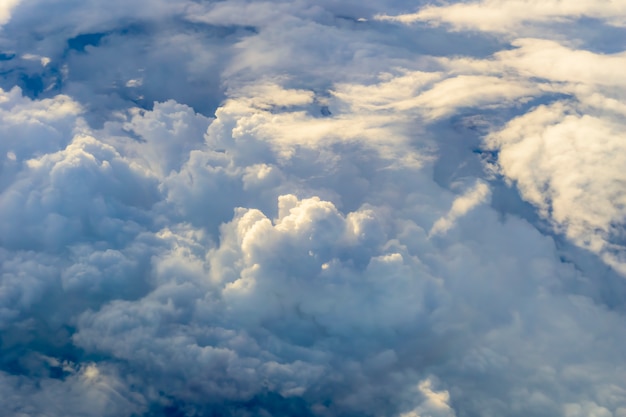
[1,1,626,417]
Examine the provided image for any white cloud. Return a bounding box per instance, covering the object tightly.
[486,102,626,273]
[332,71,540,121]
[493,38,626,89]
[400,378,456,417]
[0,0,20,26]
[1,1,626,416]
[429,181,490,237]
[376,0,626,33]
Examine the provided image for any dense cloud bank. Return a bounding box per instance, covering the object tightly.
[1,1,626,416]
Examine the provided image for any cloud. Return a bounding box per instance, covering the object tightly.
[1,0,626,416]
[400,378,456,417]
[422,35,626,272]
[375,0,626,33]
[0,363,146,417]
[0,0,20,26]
[429,181,490,237]
[485,101,626,273]
[491,38,626,88]
[332,71,541,121]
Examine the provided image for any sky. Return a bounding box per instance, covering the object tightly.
[1,1,626,416]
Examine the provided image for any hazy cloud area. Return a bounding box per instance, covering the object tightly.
[1,1,626,416]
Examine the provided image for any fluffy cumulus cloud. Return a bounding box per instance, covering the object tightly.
[1,0,626,416]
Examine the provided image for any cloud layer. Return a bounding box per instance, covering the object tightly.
[1,1,626,416]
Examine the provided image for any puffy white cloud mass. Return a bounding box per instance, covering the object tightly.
[1,1,626,416]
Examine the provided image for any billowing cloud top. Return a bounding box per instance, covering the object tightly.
[1,1,626,416]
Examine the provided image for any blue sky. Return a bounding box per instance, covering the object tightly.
[1,1,626,416]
